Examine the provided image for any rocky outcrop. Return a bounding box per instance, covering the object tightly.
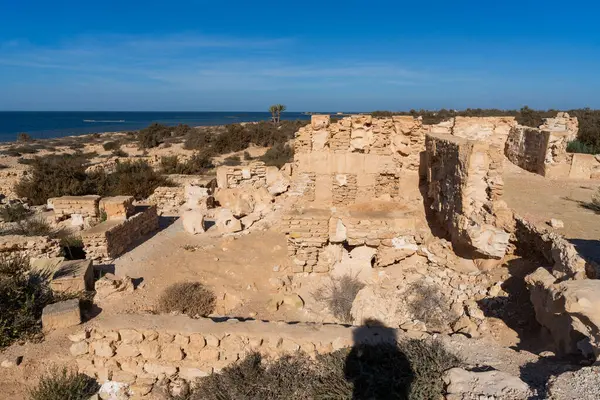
[525,267,600,357]
[443,367,532,400]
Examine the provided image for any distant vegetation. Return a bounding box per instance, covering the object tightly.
[269,104,287,123]
[372,106,600,154]
[15,155,173,205]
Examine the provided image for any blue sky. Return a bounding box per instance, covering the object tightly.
[1,0,600,111]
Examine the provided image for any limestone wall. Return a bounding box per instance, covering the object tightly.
[216,162,267,189]
[439,116,517,149]
[82,206,159,261]
[48,195,100,218]
[148,187,185,214]
[0,235,61,258]
[70,314,395,388]
[505,127,550,175]
[513,216,592,280]
[425,133,510,258]
[568,154,600,180]
[292,115,424,204]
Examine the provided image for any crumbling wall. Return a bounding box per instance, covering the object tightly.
[504,127,550,175]
[148,187,185,214]
[447,116,517,149]
[540,112,579,137]
[425,133,510,258]
[216,162,267,189]
[82,206,159,261]
[292,115,425,203]
[69,314,395,388]
[0,235,61,258]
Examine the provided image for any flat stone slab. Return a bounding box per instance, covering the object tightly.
[42,299,81,330]
[50,259,94,293]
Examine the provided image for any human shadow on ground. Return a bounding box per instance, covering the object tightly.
[519,355,583,399]
[345,320,414,399]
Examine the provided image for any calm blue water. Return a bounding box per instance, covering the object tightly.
[0,112,311,141]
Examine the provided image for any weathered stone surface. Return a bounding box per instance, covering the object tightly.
[215,188,254,218]
[41,299,81,330]
[526,267,600,357]
[69,341,89,356]
[443,367,532,399]
[91,340,115,358]
[266,167,290,195]
[215,208,242,233]
[99,196,134,220]
[182,209,205,234]
[49,259,94,293]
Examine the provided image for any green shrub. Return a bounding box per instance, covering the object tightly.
[222,155,241,166]
[29,367,98,400]
[0,255,53,348]
[102,141,120,151]
[173,124,192,137]
[17,132,32,142]
[567,140,598,154]
[0,203,31,222]
[260,143,294,168]
[14,155,91,205]
[184,127,214,150]
[160,153,214,175]
[193,339,461,400]
[112,149,128,157]
[313,275,365,323]
[138,123,172,148]
[157,282,216,318]
[3,216,57,237]
[97,160,174,200]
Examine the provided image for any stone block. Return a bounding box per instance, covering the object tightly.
[41,299,81,330]
[311,115,330,129]
[139,341,161,359]
[182,209,206,235]
[215,209,242,233]
[49,259,94,293]
[99,196,135,220]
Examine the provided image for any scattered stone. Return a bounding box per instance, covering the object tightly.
[182,209,206,234]
[1,356,22,368]
[95,274,135,301]
[549,218,565,229]
[68,330,89,342]
[69,341,89,356]
[49,259,94,293]
[98,381,129,400]
[215,208,242,233]
[547,366,600,400]
[443,367,532,399]
[282,293,304,309]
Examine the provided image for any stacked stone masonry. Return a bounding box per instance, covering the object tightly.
[425,133,510,259]
[82,206,159,261]
[48,195,100,218]
[71,314,399,387]
[0,234,61,259]
[216,162,267,190]
[148,187,185,214]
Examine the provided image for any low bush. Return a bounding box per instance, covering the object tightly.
[0,203,31,222]
[15,154,172,204]
[60,235,86,260]
[0,163,8,169]
[260,142,294,168]
[193,339,461,400]
[29,367,99,400]
[112,149,128,157]
[567,140,598,154]
[102,141,120,151]
[3,216,56,237]
[138,123,172,148]
[243,151,253,160]
[173,123,192,137]
[222,155,241,166]
[12,145,39,154]
[157,282,216,317]
[14,154,91,205]
[160,152,214,175]
[17,132,32,142]
[313,275,365,323]
[407,281,456,331]
[0,255,53,348]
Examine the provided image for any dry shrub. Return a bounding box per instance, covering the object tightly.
[407,280,456,331]
[96,159,174,200]
[313,275,365,323]
[17,132,32,142]
[260,142,294,168]
[158,282,216,317]
[589,187,600,213]
[0,255,53,348]
[192,339,461,400]
[102,140,120,151]
[29,367,98,400]
[160,152,214,175]
[222,155,241,166]
[0,203,31,222]
[137,123,172,148]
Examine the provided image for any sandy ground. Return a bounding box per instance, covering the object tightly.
[503,160,600,263]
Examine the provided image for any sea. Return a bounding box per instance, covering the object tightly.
[0,111,312,142]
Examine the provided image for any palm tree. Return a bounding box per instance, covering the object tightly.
[269,105,278,123]
[269,104,287,123]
